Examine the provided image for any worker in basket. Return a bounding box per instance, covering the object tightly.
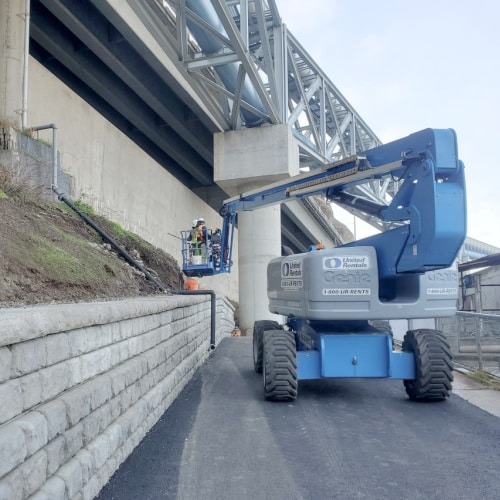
[188,217,207,262]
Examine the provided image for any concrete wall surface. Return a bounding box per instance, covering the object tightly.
[0,295,235,499]
[25,58,238,302]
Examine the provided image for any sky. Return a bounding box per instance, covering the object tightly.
[275,0,500,248]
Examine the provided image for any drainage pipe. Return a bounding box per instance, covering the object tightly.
[52,185,167,293]
[52,190,218,348]
[174,289,217,350]
[21,0,30,130]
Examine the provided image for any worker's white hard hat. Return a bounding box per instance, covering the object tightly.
[192,218,198,228]
[197,218,205,224]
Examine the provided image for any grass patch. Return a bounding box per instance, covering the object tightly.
[0,188,8,199]
[33,235,119,286]
[107,219,140,241]
[0,165,33,198]
[468,370,500,390]
[67,201,148,246]
[73,201,96,215]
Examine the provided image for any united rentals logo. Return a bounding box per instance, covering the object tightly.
[323,255,370,270]
[282,259,302,278]
[281,259,303,289]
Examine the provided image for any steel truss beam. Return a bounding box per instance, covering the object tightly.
[158,0,399,232]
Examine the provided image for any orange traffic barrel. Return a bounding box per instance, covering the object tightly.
[185,278,199,290]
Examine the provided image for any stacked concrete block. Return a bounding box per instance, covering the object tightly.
[0,295,235,499]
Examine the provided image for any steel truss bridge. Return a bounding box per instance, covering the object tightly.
[29,0,484,258]
[151,0,391,233]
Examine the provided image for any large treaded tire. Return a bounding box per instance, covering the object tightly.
[402,329,453,401]
[368,319,393,335]
[263,329,298,402]
[253,320,282,373]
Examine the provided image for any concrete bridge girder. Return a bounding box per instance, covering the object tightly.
[28,0,360,241]
[30,0,218,188]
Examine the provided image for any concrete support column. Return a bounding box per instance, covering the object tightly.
[215,124,299,336]
[0,0,26,127]
[238,206,282,335]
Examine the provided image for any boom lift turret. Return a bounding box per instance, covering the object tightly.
[181,128,467,401]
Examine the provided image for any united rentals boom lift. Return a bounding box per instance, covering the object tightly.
[181,128,467,401]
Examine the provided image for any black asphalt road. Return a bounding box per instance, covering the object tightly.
[98,338,500,500]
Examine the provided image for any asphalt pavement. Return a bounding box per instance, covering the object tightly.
[97,337,500,500]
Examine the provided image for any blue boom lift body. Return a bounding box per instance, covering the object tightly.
[181,128,467,401]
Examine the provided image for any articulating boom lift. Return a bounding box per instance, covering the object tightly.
[181,128,467,401]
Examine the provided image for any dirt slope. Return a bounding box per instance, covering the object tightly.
[0,187,184,308]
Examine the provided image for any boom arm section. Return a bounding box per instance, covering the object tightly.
[339,128,467,277]
[182,128,466,277]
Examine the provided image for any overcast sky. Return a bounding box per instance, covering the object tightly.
[275,0,500,249]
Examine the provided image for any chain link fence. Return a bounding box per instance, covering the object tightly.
[437,311,500,375]
[0,126,70,201]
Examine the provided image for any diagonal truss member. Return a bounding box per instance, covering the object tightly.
[157,0,402,232]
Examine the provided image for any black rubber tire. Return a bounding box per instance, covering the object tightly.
[368,319,393,335]
[253,320,282,373]
[263,329,298,402]
[402,329,453,401]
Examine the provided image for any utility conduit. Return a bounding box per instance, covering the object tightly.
[52,186,218,349]
[52,185,167,292]
[174,290,217,349]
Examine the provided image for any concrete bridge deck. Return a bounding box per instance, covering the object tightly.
[97,337,500,500]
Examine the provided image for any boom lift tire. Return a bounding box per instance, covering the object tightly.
[368,319,393,335]
[253,320,282,373]
[402,329,453,401]
[263,330,298,402]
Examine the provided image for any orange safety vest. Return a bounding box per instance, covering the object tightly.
[193,224,206,243]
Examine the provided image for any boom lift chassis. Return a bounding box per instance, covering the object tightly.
[182,129,466,402]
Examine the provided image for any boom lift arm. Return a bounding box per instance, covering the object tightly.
[182,128,466,279]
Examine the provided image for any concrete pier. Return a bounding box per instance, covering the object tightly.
[215,124,299,335]
[0,0,26,127]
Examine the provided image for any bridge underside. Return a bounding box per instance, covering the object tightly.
[29,0,344,252]
[19,1,489,261]
[30,0,216,190]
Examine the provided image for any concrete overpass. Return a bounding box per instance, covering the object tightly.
[0,1,490,329]
[26,0,361,250]
[1,3,496,499]
[0,0,389,334]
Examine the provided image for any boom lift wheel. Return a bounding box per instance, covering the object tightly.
[253,320,282,373]
[263,330,298,402]
[402,329,453,401]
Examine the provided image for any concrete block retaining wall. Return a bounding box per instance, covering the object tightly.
[0,295,235,499]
